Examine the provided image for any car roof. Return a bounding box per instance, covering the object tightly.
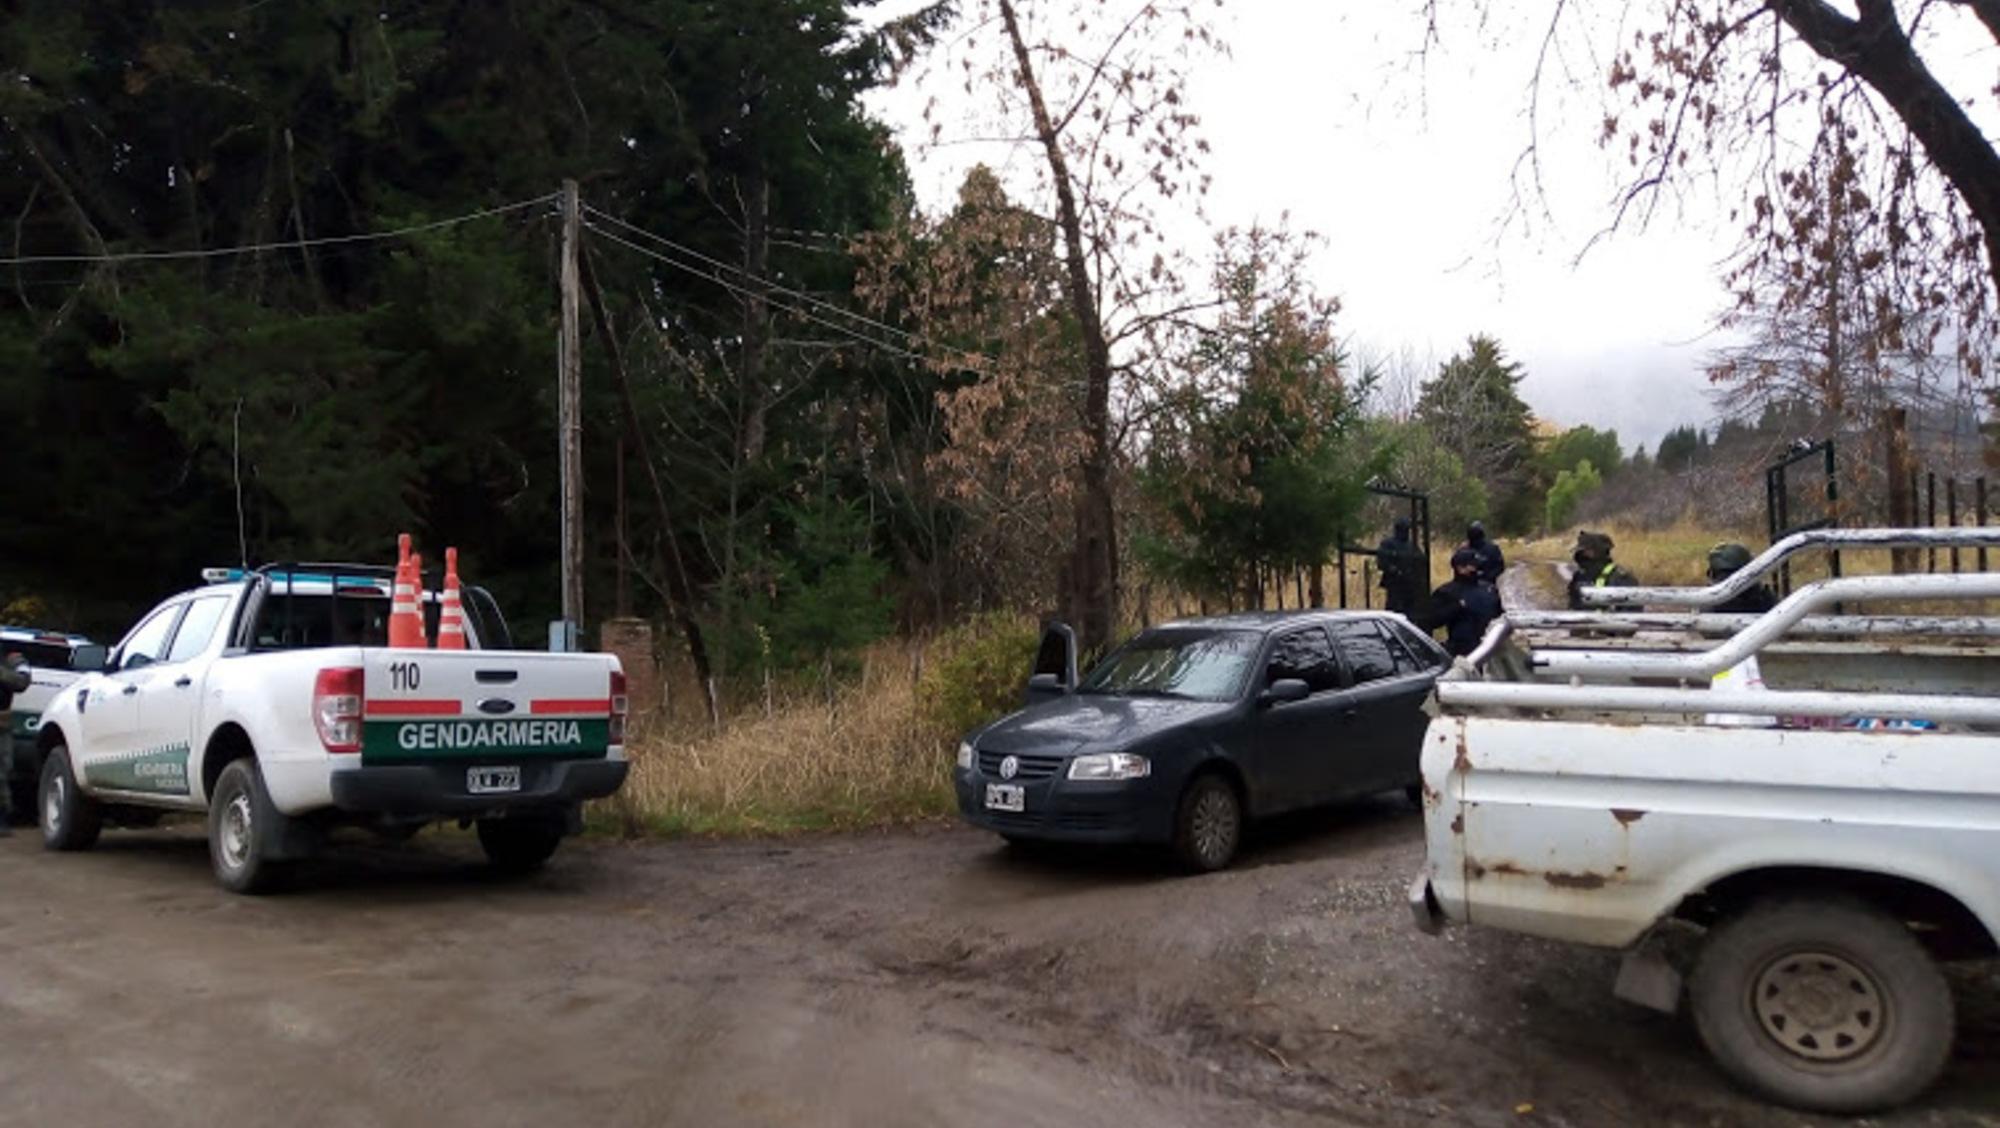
[1151,609,1393,633]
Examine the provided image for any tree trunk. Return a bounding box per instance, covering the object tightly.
[1775,0,2000,302]
[1884,406,1917,571]
[998,0,1118,658]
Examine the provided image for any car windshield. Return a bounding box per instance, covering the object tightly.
[1077,630,1259,702]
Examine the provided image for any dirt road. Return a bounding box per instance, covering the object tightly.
[3,813,1995,1128]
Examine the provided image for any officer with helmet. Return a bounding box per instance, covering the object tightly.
[1707,542,1777,614]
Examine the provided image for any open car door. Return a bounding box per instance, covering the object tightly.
[1023,621,1077,706]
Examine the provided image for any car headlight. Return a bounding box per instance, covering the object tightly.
[956,741,975,771]
[1067,752,1150,781]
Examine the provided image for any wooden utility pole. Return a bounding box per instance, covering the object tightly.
[557,179,585,641]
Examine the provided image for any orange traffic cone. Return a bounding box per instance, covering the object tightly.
[388,534,427,648]
[412,553,431,648]
[436,547,467,650]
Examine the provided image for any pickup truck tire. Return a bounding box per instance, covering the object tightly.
[38,745,101,851]
[1690,897,1954,1114]
[207,760,291,895]
[1171,773,1241,873]
[477,818,563,874]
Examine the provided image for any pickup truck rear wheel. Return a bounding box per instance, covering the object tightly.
[208,760,290,895]
[39,745,101,851]
[1690,897,1954,1114]
[477,818,563,874]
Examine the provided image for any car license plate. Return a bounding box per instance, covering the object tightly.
[984,783,1024,813]
[467,766,521,795]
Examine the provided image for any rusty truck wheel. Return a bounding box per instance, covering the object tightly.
[1690,896,1953,1113]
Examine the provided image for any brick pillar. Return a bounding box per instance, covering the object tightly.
[599,617,661,725]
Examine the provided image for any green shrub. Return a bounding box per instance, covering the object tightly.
[918,612,1041,737]
[1545,458,1604,532]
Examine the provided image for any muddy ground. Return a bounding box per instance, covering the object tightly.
[3,810,1995,1128]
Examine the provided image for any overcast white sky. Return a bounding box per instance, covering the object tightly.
[864,2,1995,452]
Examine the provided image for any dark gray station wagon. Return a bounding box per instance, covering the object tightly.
[954,611,1450,871]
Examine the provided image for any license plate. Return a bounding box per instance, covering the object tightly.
[984,783,1024,813]
[467,766,521,794]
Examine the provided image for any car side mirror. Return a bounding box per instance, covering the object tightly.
[71,644,108,673]
[1025,671,1069,704]
[1259,678,1311,707]
[121,652,153,672]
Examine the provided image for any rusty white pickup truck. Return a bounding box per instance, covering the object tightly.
[1409,529,2000,1114]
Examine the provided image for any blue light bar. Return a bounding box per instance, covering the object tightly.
[201,568,387,590]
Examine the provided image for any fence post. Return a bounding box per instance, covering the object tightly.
[1927,473,1938,572]
[1979,478,1990,572]
[1947,478,1960,573]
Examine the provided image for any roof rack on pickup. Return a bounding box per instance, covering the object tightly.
[1573,526,2000,608]
[1446,535,2000,727]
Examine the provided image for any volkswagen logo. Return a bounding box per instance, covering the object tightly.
[999,755,1020,780]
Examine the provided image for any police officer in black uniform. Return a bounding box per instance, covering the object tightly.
[1424,548,1503,658]
[1461,521,1505,585]
[1375,517,1422,616]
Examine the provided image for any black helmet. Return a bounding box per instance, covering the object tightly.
[1393,516,1411,534]
[1466,520,1486,544]
[1450,547,1479,571]
[1707,541,1754,580]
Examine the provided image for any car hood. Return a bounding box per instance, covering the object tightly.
[975,694,1231,755]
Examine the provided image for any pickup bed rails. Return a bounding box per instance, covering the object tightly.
[32,564,629,892]
[1411,528,2000,1114]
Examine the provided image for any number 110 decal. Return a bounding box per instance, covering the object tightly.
[389,661,423,692]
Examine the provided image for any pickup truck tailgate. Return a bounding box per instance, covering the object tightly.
[360,651,617,766]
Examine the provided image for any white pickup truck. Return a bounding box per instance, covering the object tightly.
[1409,529,2000,1114]
[31,564,629,893]
[3,624,104,818]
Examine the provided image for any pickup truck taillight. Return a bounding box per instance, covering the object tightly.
[609,670,629,745]
[314,667,365,754]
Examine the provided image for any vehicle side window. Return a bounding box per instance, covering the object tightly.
[6,641,72,669]
[1376,622,1427,676]
[164,597,232,664]
[1329,620,1398,685]
[1265,628,1342,694]
[117,605,186,671]
[1387,620,1447,673]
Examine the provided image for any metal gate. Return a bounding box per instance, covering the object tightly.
[1765,439,1840,596]
[1336,483,1431,610]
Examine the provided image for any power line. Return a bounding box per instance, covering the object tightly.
[582,204,938,353]
[0,194,559,266]
[584,220,974,371]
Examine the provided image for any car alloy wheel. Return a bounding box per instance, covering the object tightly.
[1189,786,1238,866]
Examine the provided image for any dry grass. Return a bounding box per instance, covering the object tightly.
[595,640,957,837]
